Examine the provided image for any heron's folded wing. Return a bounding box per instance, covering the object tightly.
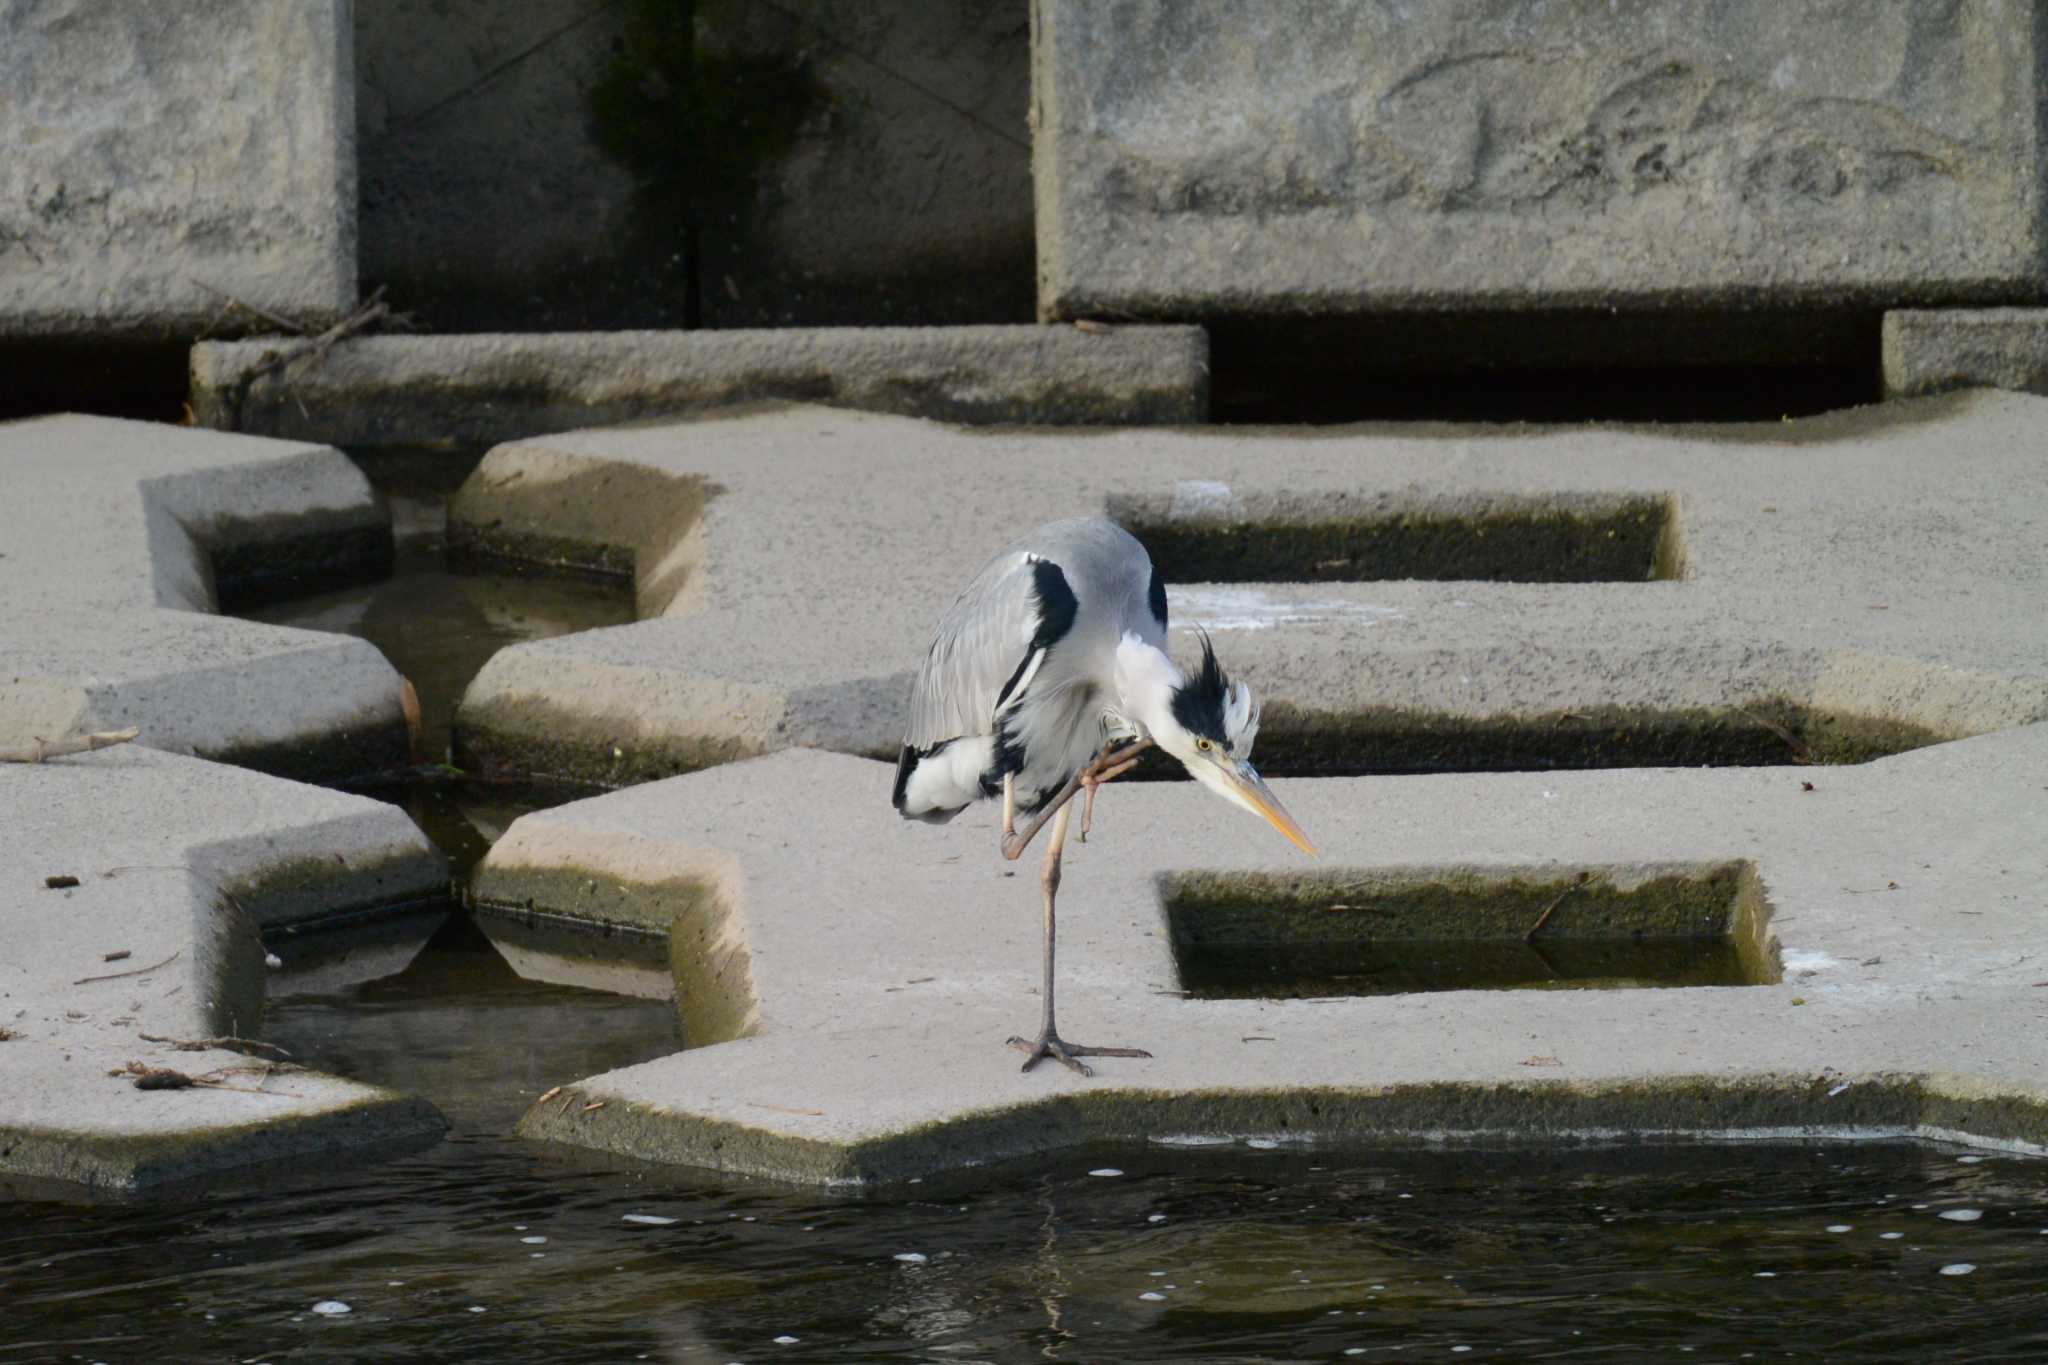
[904,552,1068,750]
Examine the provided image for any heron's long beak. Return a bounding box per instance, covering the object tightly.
[1222,760,1317,857]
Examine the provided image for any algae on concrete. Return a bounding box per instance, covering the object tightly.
[1113,493,1677,584]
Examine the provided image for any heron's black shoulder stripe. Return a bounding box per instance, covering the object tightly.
[1169,630,1231,744]
[993,558,1079,712]
[1148,564,1168,630]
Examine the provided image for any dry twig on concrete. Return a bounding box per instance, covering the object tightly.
[1,727,140,763]
[73,949,180,985]
[1525,884,1578,943]
[139,1032,292,1060]
[242,285,392,384]
[193,279,315,335]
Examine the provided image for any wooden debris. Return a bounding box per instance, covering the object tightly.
[74,949,180,985]
[2,727,140,764]
[1733,706,1811,764]
[581,1101,607,1113]
[45,875,81,890]
[139,1032,291,1060]
[537,1085,563,1105]
[123,1062,197,1090]
[102,949,131,963]
[117,1059,297,1096]
[240,286,391,384]
[1525,875,1588,943]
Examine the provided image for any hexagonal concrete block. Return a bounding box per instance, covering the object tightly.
[446,393,2048,791]
[0,1,355,338]
[474,735,2048,1184]
[1,745,448,1193]
[0,415,409,782]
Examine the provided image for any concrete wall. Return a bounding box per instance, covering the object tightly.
[0,0,355,338]
[1033,0,2048,366]
[354,0,1034,330]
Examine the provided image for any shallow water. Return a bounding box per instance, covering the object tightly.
[13,461,2046,1361]
[242,447,633,874]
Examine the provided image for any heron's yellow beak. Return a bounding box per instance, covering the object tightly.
[1222,761,1318,857]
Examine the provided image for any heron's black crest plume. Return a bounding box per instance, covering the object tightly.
[1168,629,1232,745]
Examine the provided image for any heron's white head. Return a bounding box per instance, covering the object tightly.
[1113,632,1316,856]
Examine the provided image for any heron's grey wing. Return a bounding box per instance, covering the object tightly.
[904,552,1073,749]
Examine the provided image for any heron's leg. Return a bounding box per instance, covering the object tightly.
[1078,741,1150,841]
[999,740,1152,860]
[1006,801,1153,1077]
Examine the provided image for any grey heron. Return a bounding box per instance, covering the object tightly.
[893,516,1316,1076]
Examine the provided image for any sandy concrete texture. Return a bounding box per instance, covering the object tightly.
[446,391,2048,789]
[1883,308,2048,399]
[476,734,2048,1184]
[1032,1,2048,339]
[0,745,448,1192]
[0,414,410,782]
[0,0,355,338]
[189,325,1211,446]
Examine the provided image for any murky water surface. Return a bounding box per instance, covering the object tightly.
[242,447,632,873]
[8,1016,2048,1365]
[9,459,2046,1361]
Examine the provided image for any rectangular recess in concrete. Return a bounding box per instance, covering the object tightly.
[1111,493,1680,583]
[1164,862,1778,999]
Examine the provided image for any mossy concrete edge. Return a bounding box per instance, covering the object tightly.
[515,1073,2048,1188]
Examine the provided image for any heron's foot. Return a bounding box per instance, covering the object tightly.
[1006,1030,1152,1078]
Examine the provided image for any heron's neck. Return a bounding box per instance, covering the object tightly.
[1112,634,1182,741]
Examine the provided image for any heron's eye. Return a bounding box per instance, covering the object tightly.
[1195,737,1212,752]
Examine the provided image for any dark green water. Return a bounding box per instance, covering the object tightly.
[12,459,2045,1361]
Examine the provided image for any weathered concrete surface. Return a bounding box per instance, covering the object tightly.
[478,737,2048,1184]
[0,745,448,1193]
[188,325,1211,446]
[1883,309,2048,398]
[1033,1,2048,351]
[447,392,2048,789]
[0,0,355,338]
[0,415,410,782]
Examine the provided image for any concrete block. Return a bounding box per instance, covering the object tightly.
[444,392,2048,790]
[1882,308,2048,398]
[189,326,1211,446]
[0,745,447,1192]
[476,734,2048,1184]
[1033,1,2048,344]
[0,415,409,782]
[0,0,355,338]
